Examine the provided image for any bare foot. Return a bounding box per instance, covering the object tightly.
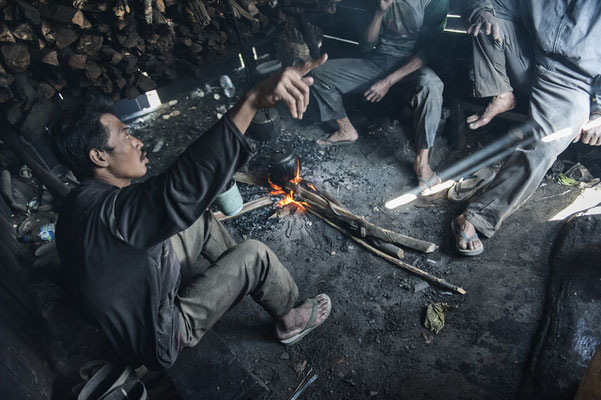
[316,117,358,145]
[275,294,331,341]
[467,92,516,130]
[454,215,482,251]
[414,150,440,193]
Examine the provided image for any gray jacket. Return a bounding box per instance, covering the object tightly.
[464,0,601,78]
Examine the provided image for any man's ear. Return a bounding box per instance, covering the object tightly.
[89,148,109,168]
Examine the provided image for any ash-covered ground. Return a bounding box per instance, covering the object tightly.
[117,74,601,400]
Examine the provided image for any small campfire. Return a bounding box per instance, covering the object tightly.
[235,160,467,295]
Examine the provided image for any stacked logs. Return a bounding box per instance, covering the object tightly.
[0,0,297,140]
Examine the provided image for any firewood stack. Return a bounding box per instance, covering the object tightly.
[0,0,332,141]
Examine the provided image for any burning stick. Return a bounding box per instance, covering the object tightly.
[233,172,437,253]
[305,208,466,294]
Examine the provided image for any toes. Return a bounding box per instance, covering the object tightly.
[466,114,480,124]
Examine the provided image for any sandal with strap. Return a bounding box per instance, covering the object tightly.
[279,294,332,346]
[451,219,484,256]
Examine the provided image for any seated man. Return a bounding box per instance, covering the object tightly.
[452,0,601,256]
[463,0,532,129]
[311,0,448,193]
[50,56,332,370]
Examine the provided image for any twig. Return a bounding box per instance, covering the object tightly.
[214,196,273,221]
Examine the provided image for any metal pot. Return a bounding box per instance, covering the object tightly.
[268,148,300,185]
[247,108,280,142]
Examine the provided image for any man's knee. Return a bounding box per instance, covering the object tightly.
[229,239,273,270]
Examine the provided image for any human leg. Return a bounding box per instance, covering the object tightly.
[177,239,303,347]
[170,210,237,281]
[456,63,592,251]
[311,58,390,145]
[468,19,531,129]
[396,67,444,189]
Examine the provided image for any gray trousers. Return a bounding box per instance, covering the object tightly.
[171,211,299,347]
[472,18,533,98]
[311,53,444,149]
[465,60,593,237]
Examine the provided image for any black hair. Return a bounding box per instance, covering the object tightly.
[48,95,115,179]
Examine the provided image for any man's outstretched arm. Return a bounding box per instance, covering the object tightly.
[107,55,328,250]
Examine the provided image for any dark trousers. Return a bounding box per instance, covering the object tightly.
[171,211,299,347]
[465,58,593,237]
[471,17,533,98]
[310,53,444,149]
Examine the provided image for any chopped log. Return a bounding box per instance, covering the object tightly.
[40,21,56,44]
[46,75,67,91]
[0,24,15,43]
[55,27,78,49]
[1,43,30,72]
[63,48,87,69]
[38,81,55,99]
[14,0,41,24]
[144,0,153,24]
[84,60,102,81]
[13,23,33,41]
[136,73,156,92]
[121,54,138,73]
[101,46,123,64]
[39,50,59,66]
[44,4,91,28]
[96,23,111,35]
[77,34,103,55]
[368,237,405,259]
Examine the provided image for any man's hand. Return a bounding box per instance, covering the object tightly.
[574,115,601,146]
[467,10,501,44]
[364,79,392,102]
[249,53,328,119]
[378,0,393,13]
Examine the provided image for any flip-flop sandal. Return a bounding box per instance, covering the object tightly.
[451,219,484,256]
[418,172,442,197]
[448,167,496,202]
[279,294,332,346]
[316,138,357,147]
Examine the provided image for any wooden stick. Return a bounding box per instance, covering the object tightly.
[290,182,438,253]
[368,237,404,259]
[214,196,273,221]
[306,207,466,295]
[235,171,438,253]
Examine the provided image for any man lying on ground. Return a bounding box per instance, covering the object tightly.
[311,0,448,195]
[49,55,332,369]
[452,0,601,256]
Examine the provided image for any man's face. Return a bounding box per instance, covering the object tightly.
[97,113,148,183]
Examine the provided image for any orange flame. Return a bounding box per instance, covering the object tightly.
[269,160,306,210]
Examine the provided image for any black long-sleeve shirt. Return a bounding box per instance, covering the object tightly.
[56,116,252,369]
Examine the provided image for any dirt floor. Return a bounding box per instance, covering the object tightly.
[119,76,600,400]
[25,72,600,400]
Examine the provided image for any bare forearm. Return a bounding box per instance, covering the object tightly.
[364,10,385,44]
[384,56,424,85]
